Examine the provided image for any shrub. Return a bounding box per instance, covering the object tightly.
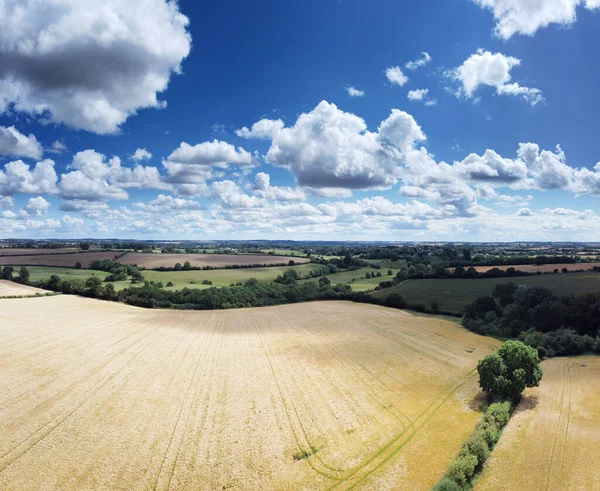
[461,433,489,467]
[384,292,407,309]
[484,401,511,428]
[447,454,477,486]
[432,477,461,491]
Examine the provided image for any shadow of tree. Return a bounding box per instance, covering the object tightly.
[516,394,539,412]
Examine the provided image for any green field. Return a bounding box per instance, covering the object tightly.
[371,272,600,314]
[23,264,320,291]
[259,249,308,257]
[299,266,397,292]
[26,267,110,285]
[140,263,318,289]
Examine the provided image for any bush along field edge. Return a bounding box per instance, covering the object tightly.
[432,341,543,491]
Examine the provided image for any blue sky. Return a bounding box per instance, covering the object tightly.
[1,0,600,241]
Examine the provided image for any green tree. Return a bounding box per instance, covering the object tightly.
[174,262,183,271]
[182,261,192,270]
[477,341,542,402]
[74,261,82,269]
[86,276,103,289]
[1,265,14,280]
[318,276,331,288]
[19,266,30,282]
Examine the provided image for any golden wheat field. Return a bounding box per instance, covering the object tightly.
[0,296,500,490]
[478,356,600,491]
[0,280,49,298]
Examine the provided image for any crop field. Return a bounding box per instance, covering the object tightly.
[139,263,318,289]
[478,356,600,490]
[0,297,499,490]
[372,272,600,314]
[450,262,600,273]
[0,280,49,298]
[0,251,120,268]
[118,252,311,269]
[300,267,397,292]
[0,248,81,256]
[24,267,110,286]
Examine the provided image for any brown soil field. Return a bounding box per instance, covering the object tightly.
[450,262,600,273]
[0,298,499,490]
[0,280,49,297]
[0,248,80,256]
[0,251,120,268]
[118,252,311,269]
[478,356,600,490]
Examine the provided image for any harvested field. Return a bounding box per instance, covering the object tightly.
[118,252,311,269]
[0,297,499,490]
[450,262,600,273]
[0,280,49,298]
[0,248,80,256]
[478,356,600,491]
[0,251,120,268]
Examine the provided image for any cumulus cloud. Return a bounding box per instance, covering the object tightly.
[210,180,264,209]
[134,193,203,212]
[385,66,409,86]
[0,159,58,196]
[235,119,284,139]
[59,149,167,201]
[253,172,306,201]
[473,0,600,39]
[516,207,534,216]
[450,50,543,105]
[405,52,432,70]
[131,148,152,162]
[259,101,426,192]
[0,0,191,134]
[0,126,43,159]
[163,140,255,192]
[346,86,365,97]
[495,194,533,207]
[25,196,51,217]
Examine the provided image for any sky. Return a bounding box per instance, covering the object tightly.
[1,0,600,242]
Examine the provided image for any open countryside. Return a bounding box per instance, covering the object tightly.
[0,296,499,490]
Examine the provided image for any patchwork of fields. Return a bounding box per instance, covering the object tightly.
[478,357,600,490]
[0,297,499,490]
[450,262,600,273]
[0,251,120,268]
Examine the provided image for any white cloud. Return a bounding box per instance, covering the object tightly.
[262,101,425,192]
[0,0,191,134]
[131,148,152,162]
[405,52,432,70]
[385,66,409,87]
[163,140,255,191]
[47,140,68,154]
[25,196,51,217]
[450,50,543,105]
[473,0,600,40]
[253,172,306,201]
[210,180,264,209]
[0,126,43,159]
[346,86,365,97]
[0,196,15,209]
[516,207,534,216]
[495,194,533,207]
[59,149,167,201]
[407,88,437,106]
[0,159,58,196]
[236,119,284,139]
[134,193,203,212]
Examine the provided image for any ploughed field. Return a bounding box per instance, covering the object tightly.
[478,356,600,490]
[0,297,499,490]
[0,251,120,268]
[118,252,311,269]
[0,248,80,256]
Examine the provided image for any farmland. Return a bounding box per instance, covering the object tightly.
[478,356,600,490]
[118,252,311,269]
[450,262,600,273]
[0,296,499,490]
[0,248,80,256]
[372,272,600,314]
[0,280,50,298]
[0,251,121,268]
